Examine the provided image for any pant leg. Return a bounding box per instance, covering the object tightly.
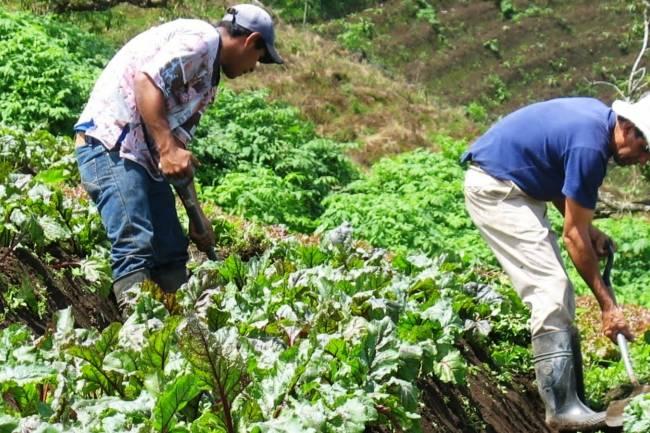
[75,138,155,280]
[148,178,189,278]
[463,165,575,336]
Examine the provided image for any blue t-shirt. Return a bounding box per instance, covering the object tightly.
[462,98,615,209]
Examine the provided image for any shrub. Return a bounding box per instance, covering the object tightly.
[0,11,112,135]
[203,167,317,232]
[319,137,493,264]
[192,88,358,229]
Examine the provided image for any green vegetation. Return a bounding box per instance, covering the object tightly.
[0,4,649,432]
[319,136,493,264]
[0,10,112,134]
[192,88,358,231]
[0,232,531,432]
[550,213,650,308]
[0,126,111,307]
[624,392,650,432]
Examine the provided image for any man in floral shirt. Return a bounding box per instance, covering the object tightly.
[74,4,283,315]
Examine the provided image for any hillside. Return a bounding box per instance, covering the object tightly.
[314,0,640,116]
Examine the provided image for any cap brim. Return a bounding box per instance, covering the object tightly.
[260,42,284,64]
[612,100,650,141]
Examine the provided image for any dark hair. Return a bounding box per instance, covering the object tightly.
[618,115,646,140]
[616,115,647,141]
[216,20,266,50]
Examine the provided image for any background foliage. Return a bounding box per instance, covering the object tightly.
[0,10,112,135]
[192,89,358,231]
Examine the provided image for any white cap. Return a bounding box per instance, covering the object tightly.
[612,94,650,142]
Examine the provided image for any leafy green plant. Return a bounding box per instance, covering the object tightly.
[414,0,443,36]
[466,102,488,124]
[483,38,501,58]
[485,74,510,105]
[0,11,112,134]
[204,167,317,232]
[337,17,375,55]
[624,393,650,432]
[0,126,110,303]
[192,88,358,231]
[0,227,530,432]
[554,215,650,307]
[497,0,516,20]
[319,137,494,265]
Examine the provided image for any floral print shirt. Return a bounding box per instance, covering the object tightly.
[75,19,221,180]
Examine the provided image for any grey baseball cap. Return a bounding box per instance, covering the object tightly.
[223,4,283,64]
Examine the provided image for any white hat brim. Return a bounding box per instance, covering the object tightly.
[612,99,650,141]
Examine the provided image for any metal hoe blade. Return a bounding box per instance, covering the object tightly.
[602,245,650,427]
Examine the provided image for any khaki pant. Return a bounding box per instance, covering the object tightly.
[463,165,575,336]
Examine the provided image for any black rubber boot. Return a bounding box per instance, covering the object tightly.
[113,269,150,319]
[570,326,587,404]
[150,265,188,293]
[532,329,606,431]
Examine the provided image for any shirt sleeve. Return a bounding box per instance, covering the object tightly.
[562,146,608,209]
[140,33,210,101]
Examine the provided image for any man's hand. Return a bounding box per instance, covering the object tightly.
[589,225,615,258]
[134,72,198,179]
[602,307,634,343]
[158,141,198,180]
[188,210,215,254]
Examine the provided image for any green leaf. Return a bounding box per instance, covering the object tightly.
[153,374,204,433]
[142,316,181,373]
[0,415,18,433]
[38,214,70,241]
[178,316,249,431]
[433,350,466,384]
[33,167,66,185]
[0,364,56,385]
[68,323,125,397]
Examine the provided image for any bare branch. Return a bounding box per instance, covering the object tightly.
[588,79,627,100]
[627,1,650,99]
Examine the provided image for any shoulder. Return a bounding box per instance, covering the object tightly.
[164,19,219,40]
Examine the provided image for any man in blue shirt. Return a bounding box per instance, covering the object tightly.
[462,96,650,430]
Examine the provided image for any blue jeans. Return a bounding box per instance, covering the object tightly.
[75,136,189,281]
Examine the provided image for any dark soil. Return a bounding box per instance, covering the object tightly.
[0,246,120,333]
[368,338,624,433]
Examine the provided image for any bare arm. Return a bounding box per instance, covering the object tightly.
[563,197,632,341]
[134,72,214,251]
[133,71,194,179]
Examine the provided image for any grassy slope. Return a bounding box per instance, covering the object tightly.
[316,0,639,117]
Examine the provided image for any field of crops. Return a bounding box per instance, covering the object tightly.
[1,4,649,432]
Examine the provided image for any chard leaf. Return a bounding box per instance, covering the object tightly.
[0,415,18,433]
[73,391,154,429]
[153,374,204,433]
[178,315,250,432]
[142,316,181,373]
[38,214,70,241]
[68,323,125,397]
[0,365,56,385]
[433,349,466,384]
